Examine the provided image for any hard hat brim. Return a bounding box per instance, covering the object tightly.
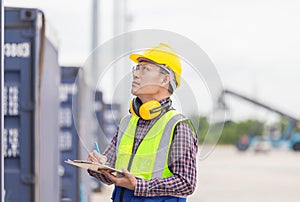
[129,53,150,64]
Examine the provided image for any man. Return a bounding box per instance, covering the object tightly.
[88,43,198,201]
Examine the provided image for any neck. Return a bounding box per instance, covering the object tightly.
[138,92,170,103]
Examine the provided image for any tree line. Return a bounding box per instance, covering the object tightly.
[192,116,264,145]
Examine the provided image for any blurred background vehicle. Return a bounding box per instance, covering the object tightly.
[218,89,300,152]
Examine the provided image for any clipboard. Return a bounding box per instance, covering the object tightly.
[64,159,125,177]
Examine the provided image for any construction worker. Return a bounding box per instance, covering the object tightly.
[88,43,198,201]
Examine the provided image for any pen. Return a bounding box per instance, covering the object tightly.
[94,142,101,154]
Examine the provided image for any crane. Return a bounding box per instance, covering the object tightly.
[218,89,300,151]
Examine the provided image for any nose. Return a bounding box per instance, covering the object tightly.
[132,69,141,78]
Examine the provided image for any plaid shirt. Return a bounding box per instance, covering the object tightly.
[88,98,198,197]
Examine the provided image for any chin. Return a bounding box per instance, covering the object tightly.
[131,88,138,95]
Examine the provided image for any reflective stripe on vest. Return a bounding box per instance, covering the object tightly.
[115,110,188,180]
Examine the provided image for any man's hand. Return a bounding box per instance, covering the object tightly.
[100,168,137,190]
[87,150,107,164]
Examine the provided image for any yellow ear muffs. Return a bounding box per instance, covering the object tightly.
[139,100,162,120]
[129,97,142,117]
[129,97,171,120]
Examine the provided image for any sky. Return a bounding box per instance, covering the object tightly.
[5,0,300,122]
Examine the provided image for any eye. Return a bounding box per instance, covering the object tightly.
[142,65,151,72]
[141,65,147,71]
[132,65,141,72]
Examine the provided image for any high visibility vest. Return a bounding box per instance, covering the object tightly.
[115,110,193,180]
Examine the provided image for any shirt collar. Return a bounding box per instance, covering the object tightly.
[159,97,171,106]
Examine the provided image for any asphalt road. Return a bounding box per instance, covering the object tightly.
[91,146,300,202]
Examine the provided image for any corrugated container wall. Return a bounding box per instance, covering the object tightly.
[59,66,80,202]
[4,7,60,202]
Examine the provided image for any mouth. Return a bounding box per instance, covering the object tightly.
[132,81,140,86]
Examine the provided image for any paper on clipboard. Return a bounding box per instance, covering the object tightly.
[64,159,125,177]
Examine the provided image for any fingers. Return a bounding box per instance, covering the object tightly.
[121,167,136,186]
[121,167,130,177]
[96,168,108,175]
[87,150,107,164]
[92,150,107,164]
[100,169,117,183]
[100,168,136,190]
[87,152,97,162]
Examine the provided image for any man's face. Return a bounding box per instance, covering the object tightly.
[131,61,166,97]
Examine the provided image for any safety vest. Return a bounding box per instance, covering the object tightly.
[115,110,192,180]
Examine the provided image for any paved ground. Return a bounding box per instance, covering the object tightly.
[91,146,300,202]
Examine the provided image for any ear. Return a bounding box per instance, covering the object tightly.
[161,74,170,86]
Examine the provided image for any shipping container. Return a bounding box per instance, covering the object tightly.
[102,103,121,142]
[71,67,101,201]
[0,0,4,199]
[4,7,60,202]
[94,90,106,150]
[59,66,80,202]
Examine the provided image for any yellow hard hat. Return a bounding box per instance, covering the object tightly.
[129,43,182,87]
